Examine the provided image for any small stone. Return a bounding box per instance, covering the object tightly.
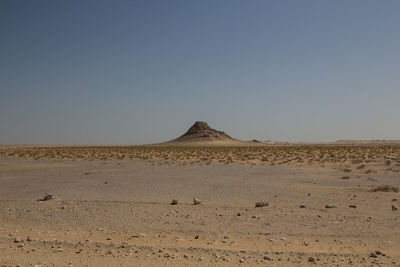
[239,258,245,263]
[195,235,199,239]
[349,205,357,208]
[236,212,241,216]
[325,204,337,209]
[299,204,306,208]
[37,194,54,201]
[392,205,398,211]
[193,197,201,205]
[132,233,145,238]
[369,252,377,258]
[171,199,178,205]
[255,202,269,208]
[308,257,315,262]
[263,255,273,261]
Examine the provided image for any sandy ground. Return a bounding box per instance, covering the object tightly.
[1,146,400,266]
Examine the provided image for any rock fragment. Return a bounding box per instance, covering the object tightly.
[325,204,337,209]
[264,255,273,261]
[37,194,54,201]
[132,233,145,238]
[193,197,201,205]
[255,202,269,208]
[369,252,377,258]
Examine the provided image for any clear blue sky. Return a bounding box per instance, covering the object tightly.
[1,0,400,145]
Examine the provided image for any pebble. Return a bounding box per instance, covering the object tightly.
[37,193,55,201]
[132,233,145,238]
[369,252,377,258]
[392,205,398,211]
[255,202,269,208]
[264,255,273,261]
[299,205,306,208]
[170,199,178,205]
[193,197,201,205]
[325,204,337,209]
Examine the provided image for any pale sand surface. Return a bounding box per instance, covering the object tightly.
[1,146,400,266]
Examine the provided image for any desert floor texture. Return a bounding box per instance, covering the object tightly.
[0,145,400,266]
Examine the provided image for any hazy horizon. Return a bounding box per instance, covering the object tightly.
[1,0,400,145]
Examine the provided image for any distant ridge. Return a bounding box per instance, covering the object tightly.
[152,121,400,147]
[334,140,400,145]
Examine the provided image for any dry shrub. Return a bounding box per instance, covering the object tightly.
[371,185,399,193]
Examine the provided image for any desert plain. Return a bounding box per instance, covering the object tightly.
[0,145,400,266]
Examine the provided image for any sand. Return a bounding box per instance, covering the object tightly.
[1,145,400,266]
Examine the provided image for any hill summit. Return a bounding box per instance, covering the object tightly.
[180,121,232,140]
[160,121,251,145]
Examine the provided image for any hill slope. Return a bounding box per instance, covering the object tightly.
[162,121,250,146]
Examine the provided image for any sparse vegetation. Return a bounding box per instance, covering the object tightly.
[1,145,400,171]
[371,185,399,193]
